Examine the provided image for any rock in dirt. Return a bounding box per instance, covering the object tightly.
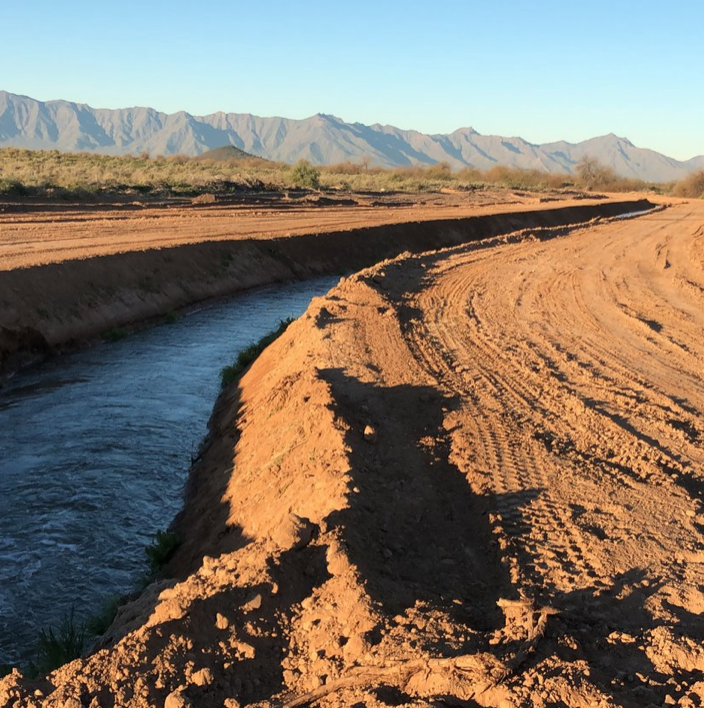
[242,592,263,612]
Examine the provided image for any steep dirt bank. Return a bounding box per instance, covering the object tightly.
[3,201,703,707]
[0,190,598,270]
[0,198,651,375]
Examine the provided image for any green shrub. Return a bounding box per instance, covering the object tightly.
[86,595,122,637]
[32,610,85,675]
[220,317,294,388]
[424,162,453,181]
[0,178,30,195]
[145,530,180,574]
[290,160,320,189]
[220,364,240,388]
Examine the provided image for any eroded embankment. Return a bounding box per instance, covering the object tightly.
[4,202,704,708]
[0,199,651,375]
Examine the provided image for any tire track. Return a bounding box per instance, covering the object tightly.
[393,204,704,605]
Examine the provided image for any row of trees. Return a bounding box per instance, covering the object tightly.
[2,146,701,197]
[295,154,677,193]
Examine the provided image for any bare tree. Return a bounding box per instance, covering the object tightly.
[576,155,600,184]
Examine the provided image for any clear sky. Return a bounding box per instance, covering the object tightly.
[2,0,703,160]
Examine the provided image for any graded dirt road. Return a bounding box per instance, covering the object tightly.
[2,201,703,708]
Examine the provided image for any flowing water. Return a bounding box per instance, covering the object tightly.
[0,276,338,666]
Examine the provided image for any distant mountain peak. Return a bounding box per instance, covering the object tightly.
[0,90,701,182]
[591,132,632,147]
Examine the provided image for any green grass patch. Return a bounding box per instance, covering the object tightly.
[145,530,180,574]
[29,609,86,677]
[220,317,294,388]
[85,595,122,638]
[102,327,128,342]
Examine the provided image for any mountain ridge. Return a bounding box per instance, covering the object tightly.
[1,91,702,182]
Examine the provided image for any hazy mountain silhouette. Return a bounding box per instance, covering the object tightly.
[1,91,702,181]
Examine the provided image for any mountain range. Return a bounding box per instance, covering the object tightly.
[1,90,702,182]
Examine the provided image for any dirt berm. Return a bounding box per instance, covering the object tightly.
[3,201,704,707]
[0,199,651,375]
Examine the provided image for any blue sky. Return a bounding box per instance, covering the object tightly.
[2,0,702,159]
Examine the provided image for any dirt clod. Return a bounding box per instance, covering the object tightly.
[164,689,189,708]
[270,514,316,551]
[363,424,377,442]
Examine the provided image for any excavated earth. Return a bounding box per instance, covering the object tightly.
[3,200,704,707]
[0,190,600,270]
[0,190,649,376]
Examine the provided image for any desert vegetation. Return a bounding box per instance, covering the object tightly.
[0,147,686,199]
[290,160,321,189]
[220,318,294,388]
[671,169,704,198]
[26,611,86,678]
[144,529,181,575]
[0,148,275,197]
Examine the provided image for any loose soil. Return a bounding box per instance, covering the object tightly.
[3,200,703,707]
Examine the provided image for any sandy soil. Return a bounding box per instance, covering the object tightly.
[3,201,704,708]
[0,190,610,271]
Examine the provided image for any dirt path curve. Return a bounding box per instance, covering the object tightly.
[404,203,704,591]
[2,202,703,708]
[379,201,704,704]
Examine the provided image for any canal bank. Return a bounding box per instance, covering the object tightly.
[0,199,654,376]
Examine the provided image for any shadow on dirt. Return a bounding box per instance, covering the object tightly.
[169,388,252,577]
[316,362,699,706]
[90,544,332,708]
[539,567,703,707]
[319,367,512,637]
